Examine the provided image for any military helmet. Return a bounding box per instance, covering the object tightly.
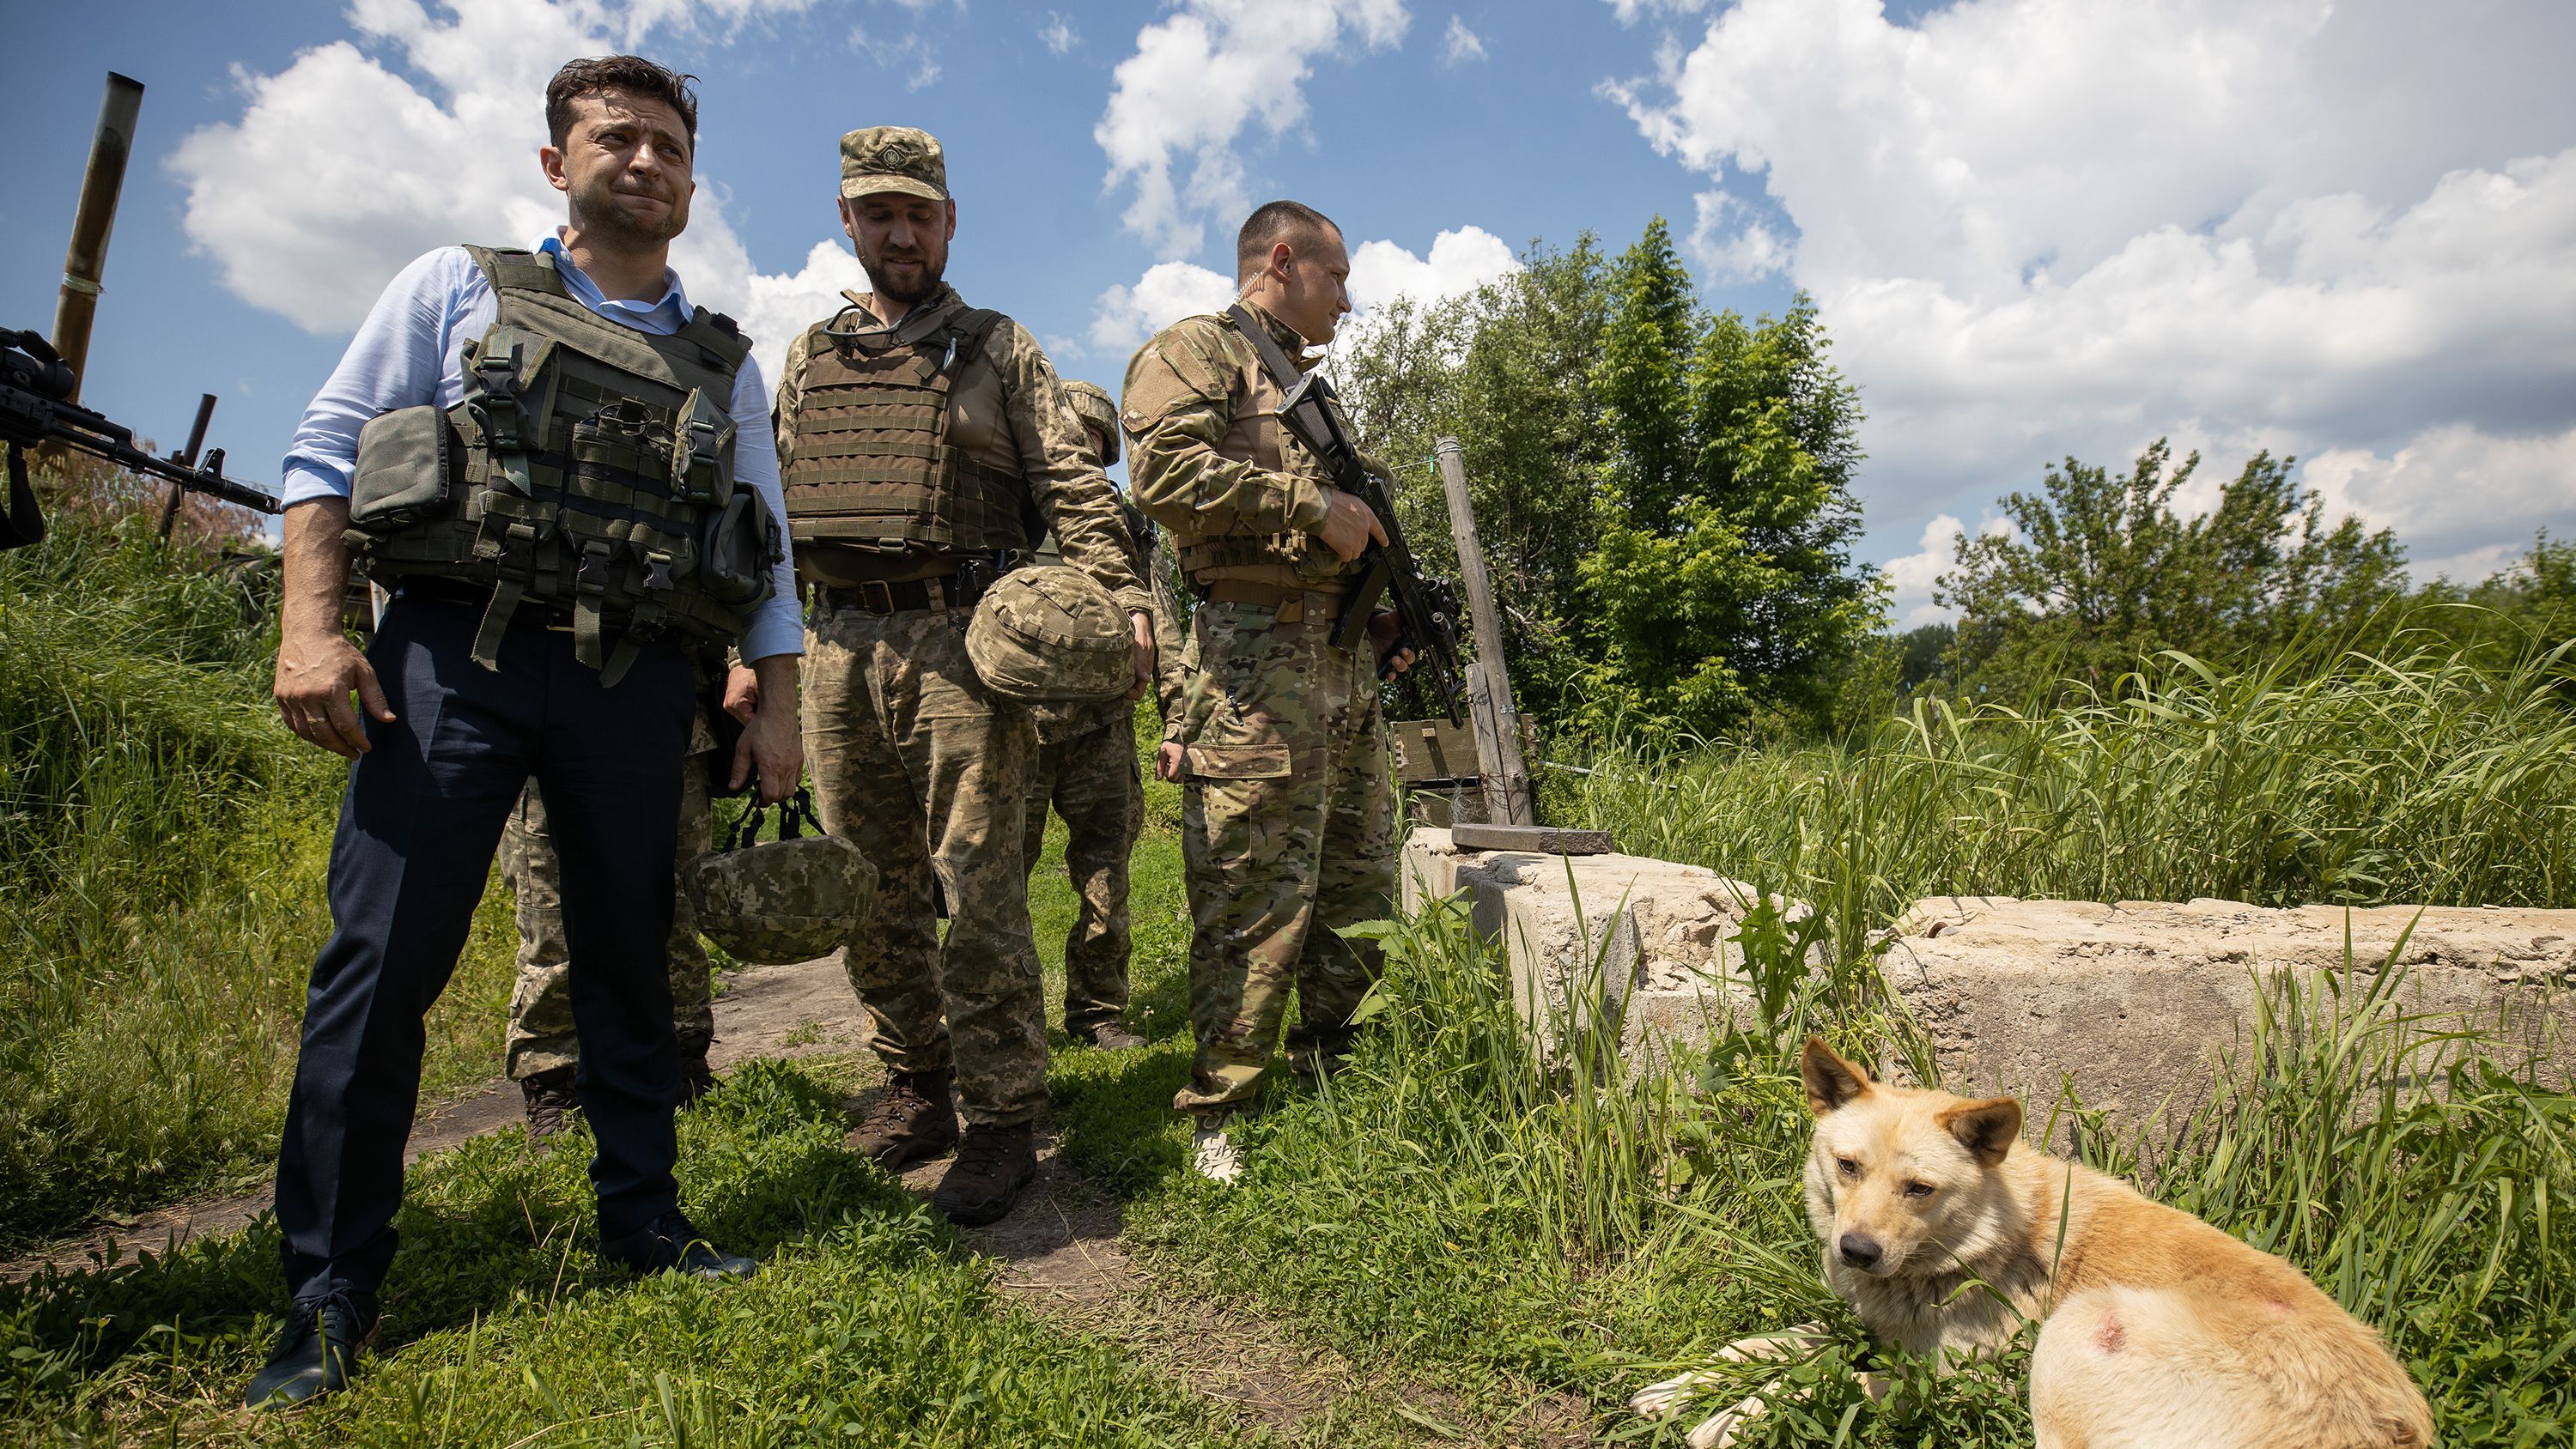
[1060,379,1121,465]
[965,564,1133,706]
[683,790,878,966]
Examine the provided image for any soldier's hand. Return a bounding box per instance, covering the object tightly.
[721,664,761,723]
[275,628,394,759]
[1370,609,1417,676]
[1128,611,1155,701]
[1156,740,1186,782]
[1316,488,1387,563]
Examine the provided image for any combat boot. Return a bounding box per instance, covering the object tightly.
[843,1069,960,1169]
[520,1065,579,1142]
[1079,1021,1145,1051]
[931,1123,1038,1227]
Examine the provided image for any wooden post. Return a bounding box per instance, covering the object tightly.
[52,74,144,403]
[1434,437,1534,825]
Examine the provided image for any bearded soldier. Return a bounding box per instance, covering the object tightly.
[1122,201,1414,1183]
[1017,381,1190,1052]
[253,57,800,1405]
[777,128,1153,1226]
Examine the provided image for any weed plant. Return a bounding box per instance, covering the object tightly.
[0,504,513,1246]
[1547,641,2576,971]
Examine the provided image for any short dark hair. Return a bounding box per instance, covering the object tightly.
[546,55,700,149]
[1236,200,1341,279]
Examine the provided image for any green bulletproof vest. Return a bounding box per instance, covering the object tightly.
[345,246,775,684]
[776,300,1031,554]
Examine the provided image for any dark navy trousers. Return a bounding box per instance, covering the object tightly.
[274,590,694,1306]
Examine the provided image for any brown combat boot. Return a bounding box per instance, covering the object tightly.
[520,1065,579,1143]
[931,1123,1038,1227]
[1078,1021,1145,1051]
[843,1069,960,1170]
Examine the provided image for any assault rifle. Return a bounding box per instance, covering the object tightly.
[1225,306,1466,724]
[2,327,280,549]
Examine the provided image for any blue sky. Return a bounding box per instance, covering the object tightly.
[7,0,2571,625]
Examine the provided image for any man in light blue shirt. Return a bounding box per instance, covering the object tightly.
[252,55,797,1409]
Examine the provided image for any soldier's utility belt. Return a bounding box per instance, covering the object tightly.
[398,579,577,634]
[1197,577,1347,625]
[815,555,1011,616]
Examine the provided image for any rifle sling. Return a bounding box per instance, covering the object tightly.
[1222,305,1392,637]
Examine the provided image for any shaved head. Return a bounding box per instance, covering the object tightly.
[1236,200,1342,282]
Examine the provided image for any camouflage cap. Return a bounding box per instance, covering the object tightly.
[1060,379,1121,465]
[840,125,950,202]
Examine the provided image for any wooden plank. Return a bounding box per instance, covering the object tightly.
[1449,822,1615,856]
[1434,439,1534,825]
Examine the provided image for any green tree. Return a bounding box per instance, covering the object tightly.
[1940,441,2405,698]
[1574,219,1882,738]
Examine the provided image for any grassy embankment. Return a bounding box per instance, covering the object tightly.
[0,508,517,1247]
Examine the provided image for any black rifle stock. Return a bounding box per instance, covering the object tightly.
[1269,367,1467,725]
[1,327,280,549]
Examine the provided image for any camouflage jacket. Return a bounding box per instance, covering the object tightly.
[1120,300,1356,582]
[776,284,1149,616]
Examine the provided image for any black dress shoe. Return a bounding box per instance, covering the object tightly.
[245,1285,376,1410]
[600,1210,757,1281]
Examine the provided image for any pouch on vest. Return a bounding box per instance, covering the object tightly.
[669,388,734,505]
[464,328,561,495]
[349,404,459,533]
[701,489,775,607]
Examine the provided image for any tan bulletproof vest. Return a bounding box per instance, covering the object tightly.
[1172,315,1347,583]
[779,303,1030,555]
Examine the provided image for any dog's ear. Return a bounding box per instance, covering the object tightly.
[1937,1096,2024,1167]
[1801,1036,1874,1115]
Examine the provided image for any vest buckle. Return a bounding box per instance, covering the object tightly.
[858,579,896,615]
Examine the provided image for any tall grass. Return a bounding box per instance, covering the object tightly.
[0,499,514,1246]
[1547,642,2576,969]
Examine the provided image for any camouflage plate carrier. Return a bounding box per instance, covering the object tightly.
[777,300,1029,554]
[345,246,775,684]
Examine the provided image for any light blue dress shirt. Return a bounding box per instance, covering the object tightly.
[279,233,803,663]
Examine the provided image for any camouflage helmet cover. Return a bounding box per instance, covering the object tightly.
[1060,379,1121,465]
[683,794,878,966]
[965,564,1133,705]
[840,125,950,202]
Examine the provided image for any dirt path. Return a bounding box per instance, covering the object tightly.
[7,956,1592,1443]
[2,955,866,1283]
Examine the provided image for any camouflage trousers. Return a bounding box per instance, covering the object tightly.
[499,705,718,1082]
[1022,706,1143,1035]
[1173,594,1394,1114]
[805,600,1047,1128]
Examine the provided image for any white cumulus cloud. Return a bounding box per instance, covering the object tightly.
[1440,15,1485,66]
[169,0,851,383]
[1086,260,1241,355]
[1613,0,2576,599]
[1094,0,1411,259]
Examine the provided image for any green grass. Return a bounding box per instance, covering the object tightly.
[1544,640,2576,973]
[0,1058,1232,1446]
[0,505,516,1247]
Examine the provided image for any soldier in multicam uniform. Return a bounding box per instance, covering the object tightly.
[1121,201,1414,1183]
[500,683,729,1136]
[1018,381,1190,1052]
[776,128,1153,1226]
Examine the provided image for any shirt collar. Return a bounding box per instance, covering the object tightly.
[1233,298,1321,369]
[537,232,690,327]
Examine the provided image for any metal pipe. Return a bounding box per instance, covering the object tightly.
[52,72,146,403]
[155,393,219,540]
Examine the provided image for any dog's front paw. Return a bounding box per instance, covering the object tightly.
[1631,1371,1710,1418]
[1687,1394,1771,1449]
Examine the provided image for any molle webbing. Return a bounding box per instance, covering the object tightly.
[356,246,763,684]
[779,308,1029,553]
